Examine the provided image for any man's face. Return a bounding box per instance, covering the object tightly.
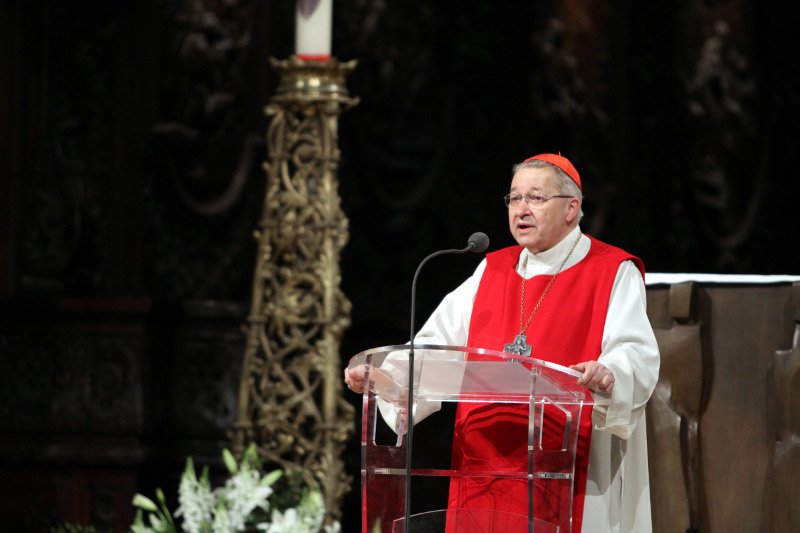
[507,167,579,253]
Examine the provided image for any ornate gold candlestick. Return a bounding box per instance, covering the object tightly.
[232,55,358,522]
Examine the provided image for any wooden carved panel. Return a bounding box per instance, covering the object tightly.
[765,284,800,532]
[647,283,707,532]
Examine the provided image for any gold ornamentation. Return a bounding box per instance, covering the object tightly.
[232,56,358,523]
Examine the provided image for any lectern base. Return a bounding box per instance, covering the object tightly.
[391,508,559,533]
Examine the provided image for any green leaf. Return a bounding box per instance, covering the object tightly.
[154,488,175,527]
[148,514,163,530]
[222,448,238,474]
[242,442,260,468]
[200,465,210,487]
[132,494,159,512]
[261,469,282,486]
[183,457,196,479]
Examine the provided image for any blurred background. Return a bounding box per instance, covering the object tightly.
[1,0,799,531]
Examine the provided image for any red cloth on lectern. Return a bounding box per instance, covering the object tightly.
[446,237,643,532]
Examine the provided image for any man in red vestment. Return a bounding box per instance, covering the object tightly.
[346,153,660,532]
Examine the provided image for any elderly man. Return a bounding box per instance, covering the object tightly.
[345,153,660,532]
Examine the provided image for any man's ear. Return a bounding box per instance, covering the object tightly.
[565,198,580,224]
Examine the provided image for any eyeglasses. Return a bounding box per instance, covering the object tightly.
[503,193,574,208]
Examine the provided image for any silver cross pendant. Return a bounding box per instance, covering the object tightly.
[504,334,532,356]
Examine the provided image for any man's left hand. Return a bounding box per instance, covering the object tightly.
[569,361,615,393]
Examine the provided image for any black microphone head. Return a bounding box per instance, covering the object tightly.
[467,232,490,253]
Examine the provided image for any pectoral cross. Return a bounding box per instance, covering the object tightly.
[504,334,532,356]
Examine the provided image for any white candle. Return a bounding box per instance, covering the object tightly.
[295,0,332,60]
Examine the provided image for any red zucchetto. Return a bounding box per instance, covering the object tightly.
[523,153,582,190]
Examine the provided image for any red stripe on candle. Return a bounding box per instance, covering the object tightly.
[297,54,331,62]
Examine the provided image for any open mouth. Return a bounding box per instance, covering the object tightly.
[517,220,534,231]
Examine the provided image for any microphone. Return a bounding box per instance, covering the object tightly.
[403,231,490,526]
[467,231,490,253]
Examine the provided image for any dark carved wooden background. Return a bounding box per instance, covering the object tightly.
[1,0,798,531]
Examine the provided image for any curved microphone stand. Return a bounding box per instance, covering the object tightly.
[403,232,489,529]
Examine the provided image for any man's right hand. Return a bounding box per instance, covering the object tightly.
[344,364,368,393]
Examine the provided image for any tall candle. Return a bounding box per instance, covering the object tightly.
[295,0,332,61]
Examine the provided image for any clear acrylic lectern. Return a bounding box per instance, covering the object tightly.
[348,344,594,533]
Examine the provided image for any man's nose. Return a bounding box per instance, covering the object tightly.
[514,200,532,215]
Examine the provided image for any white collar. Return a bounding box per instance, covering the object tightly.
[519,226,584,268]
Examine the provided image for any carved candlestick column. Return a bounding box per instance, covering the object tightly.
[232,56,358,522]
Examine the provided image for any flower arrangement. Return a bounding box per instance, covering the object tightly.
[131,444,340,533]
